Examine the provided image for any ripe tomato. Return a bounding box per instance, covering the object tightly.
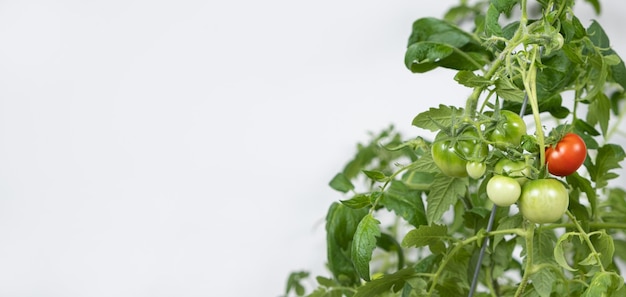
[487,110,527,149]
[518,179,569,224]
[545,133,587,176]
[486,175,521,207]
[494,158,531,185]
[431,130,488,178]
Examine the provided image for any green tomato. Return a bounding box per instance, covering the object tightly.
[466,161,486,179]
[494,158,531,185]
[518,179,569,224]
[486,175,521,207]
[431,130,488,178]
[488,110,527,149]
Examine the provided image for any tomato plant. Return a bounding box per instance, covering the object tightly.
[546,132,587,176]
[286,1,626,297]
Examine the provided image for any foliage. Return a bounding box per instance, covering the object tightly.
[285,0,626,296]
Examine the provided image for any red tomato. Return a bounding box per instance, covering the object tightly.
[545,133,587,176]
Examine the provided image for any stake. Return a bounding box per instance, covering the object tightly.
[468,94,528,297]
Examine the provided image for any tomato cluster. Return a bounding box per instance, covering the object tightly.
[430,110,587,224]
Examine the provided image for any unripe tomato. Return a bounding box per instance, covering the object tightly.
[545,133,587,176]
[466,161,486,179]
[431,130,488,178]
[518,179,569,224]
[486,175,521,207]
[488,110,527,149]
[494,158,531,185]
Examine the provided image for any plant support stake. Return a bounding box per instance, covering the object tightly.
[468,94,529,297]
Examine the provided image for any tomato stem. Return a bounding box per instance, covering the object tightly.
[514,221,535,297]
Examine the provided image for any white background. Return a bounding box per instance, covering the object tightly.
[1,1,625,296]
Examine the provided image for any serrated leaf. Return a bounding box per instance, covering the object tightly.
[405,41,489,73]
[591,144,626,188]
[340,194,371,209]
[402,224,448,248]
[401,170,436,191]
[587,92,611,137]
[408,153,440,173]
[494,213,523,249]
[381,180,428,227]
[606,49,626,90]
[529,267,557,297]
[411,104,464,132]
[582,272,624,297]
[591,230,615,269]
[285,271,310,296]
[353,268,417,297]
[491,0,518,14]
[426,174,468,224]
[554,232,579,272]
[362,170,388,182]
[566,173,597,218]
[351,214,381,281]
[485,4,503,37]
[495,78,525,102]
[329,173,354,193]
[454,70,492,88]
[326,203,368,286]
[588,20,609,49]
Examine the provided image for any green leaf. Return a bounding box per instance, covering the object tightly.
[405,18,490,73]
[340,194,371,209]
[566,173,597,218]
[329,173,354,193]
[591,230,615,269]
[426,174,468,224]
[490,0,518,14]
[454,70,492,88]
[285,271,310,296]
[532,228,557,265]
[402,224,448,248]
[362,170,388,182]
[353,268,417,297]
[381,180,428,227]
[606,49,626,90]
[494,213,523,249]
[590,144,626,188]
[529,267,557,297]
[408,153,440,173]
[587,20,609,49]
[401,170,436,191]
[485,4,503,37]
[582,272,624,297]
[405,42,487,73]
[411,104,464,132]
[587,92,611,137]
[408,17,472,48]
[495,78,525,103]
[554,232,579,272]
[325,203,368,285]
[351,214,381,281]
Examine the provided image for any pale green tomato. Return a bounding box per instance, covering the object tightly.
[518,179,569,224]
[486,175,521,207]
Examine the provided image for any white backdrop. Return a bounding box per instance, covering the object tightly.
[0,1,625,296]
